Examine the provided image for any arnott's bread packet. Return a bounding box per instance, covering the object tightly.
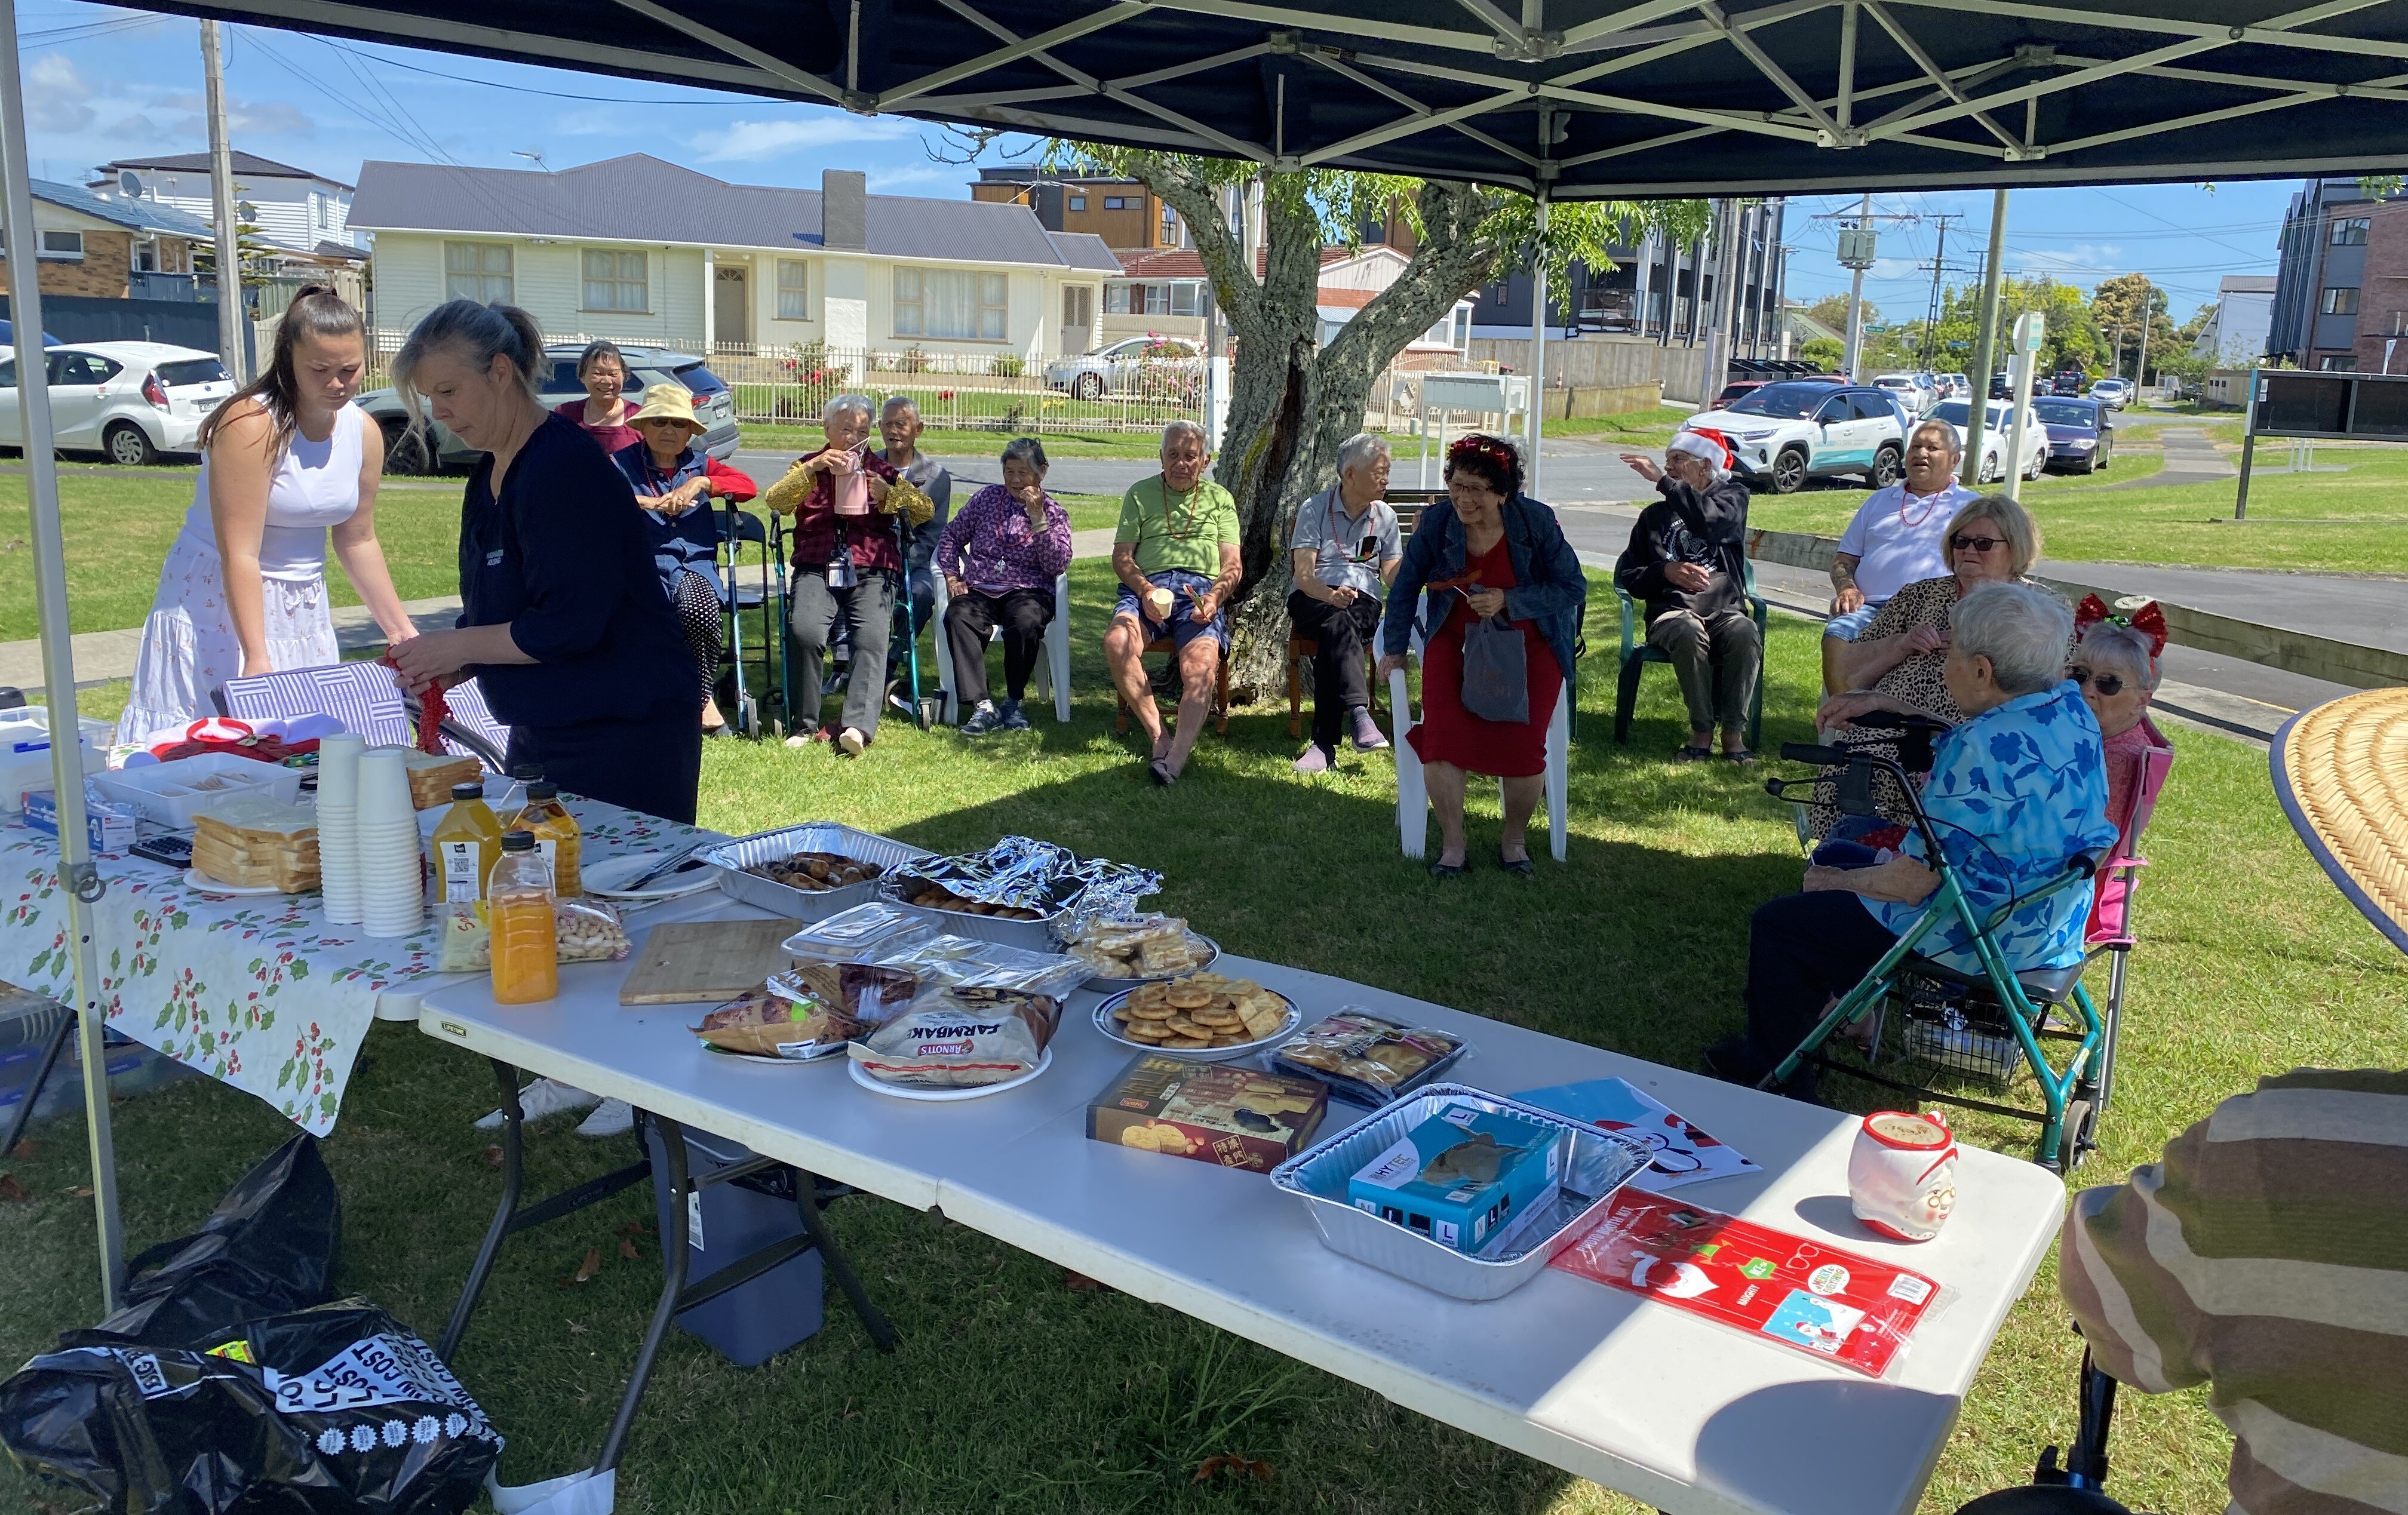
[845,984,1061,1089]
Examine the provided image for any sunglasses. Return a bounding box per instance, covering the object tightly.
[2069,666,2127,697]
[1949,533,2006,553]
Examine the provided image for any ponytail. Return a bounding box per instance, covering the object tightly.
[391,299,546,443]
[196,282,364,460]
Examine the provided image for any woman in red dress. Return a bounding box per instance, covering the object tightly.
[1379,435,1586,875]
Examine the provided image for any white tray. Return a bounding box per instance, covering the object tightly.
[583,850,721,902]
[846,1046,1052,1101]
[182,866,285,897]
[1074,933,1221,990]
[96,752,304,827]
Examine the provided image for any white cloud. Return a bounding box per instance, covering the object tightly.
[691,115,919,164]
[159,90,317,142]
[867,164,959,192]
[26,55,96,134]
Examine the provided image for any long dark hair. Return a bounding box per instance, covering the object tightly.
[196,284,366,460]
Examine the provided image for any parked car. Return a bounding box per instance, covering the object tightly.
[0,320,60,348]
[1682,381,1908,494]
[2088,377,2133,410]
[0,342,235,465]
[1931,398,2046,484]
[1869,371,1936,416]
[1043,336,1203,400]
[2030,395,2114,473]
[1935,373,1971,402]
[354,342,738,473]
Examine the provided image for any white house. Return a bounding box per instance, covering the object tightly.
[90,150,359,255]
[348,155,1123,364]
[2191,274,2278,366]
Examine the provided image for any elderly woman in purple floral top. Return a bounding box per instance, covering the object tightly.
[938,436,1075,734]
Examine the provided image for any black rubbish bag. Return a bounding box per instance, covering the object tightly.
[69,1132,340,1351]
[0,1297,504,1515]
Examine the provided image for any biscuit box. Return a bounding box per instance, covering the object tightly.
[1344,1102,1563,1255]
[1087,1054,1329,1172]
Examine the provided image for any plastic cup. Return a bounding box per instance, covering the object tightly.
[355,749,413,825]
[316,734,366,808]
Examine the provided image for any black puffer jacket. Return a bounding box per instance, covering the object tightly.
[1612,475,1750,622]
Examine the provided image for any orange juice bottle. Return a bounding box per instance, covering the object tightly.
[429,782,502,903]
[504,781,582,898]
[489,831,558,1005]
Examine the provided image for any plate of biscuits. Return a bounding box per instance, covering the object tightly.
[1094,973,1299,1061]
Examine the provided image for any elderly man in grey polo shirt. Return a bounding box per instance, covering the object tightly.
[1288,432,1403,773]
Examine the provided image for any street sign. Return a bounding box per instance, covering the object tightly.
[2013,312,2045,355]
[1837,228,1878,269]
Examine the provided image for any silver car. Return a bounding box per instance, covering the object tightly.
[0,341,236,465]
[1044,336,1203,400]
[354,342,738,472]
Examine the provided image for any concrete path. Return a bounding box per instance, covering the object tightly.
[2097,424,2235,491]
[0,597,466,694]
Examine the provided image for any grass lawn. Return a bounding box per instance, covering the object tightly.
[12,568,2400,1515]
[741,424,1177,460]
[1538,405,1692,444]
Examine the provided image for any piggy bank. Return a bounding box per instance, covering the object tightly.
[1847,1110,1959,1242]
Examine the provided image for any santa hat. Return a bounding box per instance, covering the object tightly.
[1668,428,1733,469]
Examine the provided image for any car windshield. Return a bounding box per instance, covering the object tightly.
[1933,402,1970,426]
[2031,399,2096,428]
[1725,383,1828,419]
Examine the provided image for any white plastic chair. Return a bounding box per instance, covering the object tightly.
[1384,614,1568,863]
[929,574,1071,725]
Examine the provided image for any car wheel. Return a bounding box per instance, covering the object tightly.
[1979,451,2001,485]
[1074,373,1103,401]
[103,420,158,468]
[1770,446,1808,494]
[381,420,433,475]
[1868,444,1903,489]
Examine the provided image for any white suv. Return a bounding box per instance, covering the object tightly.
[1932,399,2045,484]
[1682,381,1909,493]
[0,342,235,465]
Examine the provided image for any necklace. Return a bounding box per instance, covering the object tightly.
[1896,485,1948,528]
[1163,480,1205,537]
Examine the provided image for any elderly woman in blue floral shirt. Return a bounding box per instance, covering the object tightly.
[1709,582,2118,1098]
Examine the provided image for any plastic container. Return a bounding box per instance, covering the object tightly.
[705,822,931,923]
[645,1124,824,1366]
[91,751,305,827]
[0,984,191,1127]
[779,902,930,963]
[487,832,557,1006]
[503,781,582,898]
[0,707,112,816]
[1270,1084,1652,1302]
[428,782,502,904]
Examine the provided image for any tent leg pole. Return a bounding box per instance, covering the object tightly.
[0,0,123,1311]
[1528,195,1549,498]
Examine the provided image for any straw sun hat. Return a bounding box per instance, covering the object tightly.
[627,385,703,434]
[2274,687,2408,953]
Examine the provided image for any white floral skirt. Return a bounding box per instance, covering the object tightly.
[117,537,339,745]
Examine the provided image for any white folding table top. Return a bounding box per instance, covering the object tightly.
[417,905,2065,1515]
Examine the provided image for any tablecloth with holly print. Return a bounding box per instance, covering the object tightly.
[0,798,715,1135]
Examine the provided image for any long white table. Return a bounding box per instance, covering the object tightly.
[417,901,2065,1515]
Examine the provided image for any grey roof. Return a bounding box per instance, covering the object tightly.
[351,155,1088,269]
[31,179,215,239]
[1046,232,1120,274]
[96,151,350,189]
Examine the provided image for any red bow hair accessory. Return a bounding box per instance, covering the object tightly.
[2075,594,2167,657]
[1446,432,1519,477]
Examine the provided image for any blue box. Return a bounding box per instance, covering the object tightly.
[646,1124,824,1367]
[1345,1101,1563,1255]
[21,789,136,853]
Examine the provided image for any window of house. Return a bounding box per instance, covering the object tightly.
[1104,284,1131,314]
[582,248,648,312]
[36,230,82,261]
[2333,217,2372,245]
[1143,284,1169,315]
[2323,285,2360,315]
[1068,194,1088,212]
[1103,196,1128,210]
[893,267,1008,340]
[776,258,810,320]
[1170,282,1200,317]
[444,241,513,303]
[1161,204,1178,245]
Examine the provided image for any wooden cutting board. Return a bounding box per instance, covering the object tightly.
[618,918,798,1005]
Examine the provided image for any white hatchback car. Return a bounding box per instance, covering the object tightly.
[0,342,235,465]
[1931,399,2046,484]
[1870,371,1937,416]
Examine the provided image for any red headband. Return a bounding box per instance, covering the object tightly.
[1446,432,1518,480]
[2075,594,2167,658]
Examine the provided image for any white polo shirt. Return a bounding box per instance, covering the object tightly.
[1835,481,1979,601]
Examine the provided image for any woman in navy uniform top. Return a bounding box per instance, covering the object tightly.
[383,300,702,824]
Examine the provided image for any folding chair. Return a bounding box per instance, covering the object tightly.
[1761,739,2113,1171]
[1611,558,1767,749]
[1385,601,1570,863]
[219,664,511,772]
[2082,717,2174,1113]
[929,574,1070,726]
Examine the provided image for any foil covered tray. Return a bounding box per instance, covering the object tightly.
[1270,1083,1652,1302]
[702,823,932,923]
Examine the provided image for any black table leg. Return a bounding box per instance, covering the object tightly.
[797,1174,897,1352]
[598,1114,690,1474]
[440,1058,525,1362]
[0,1008,75,1160]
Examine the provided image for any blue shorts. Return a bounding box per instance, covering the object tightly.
[1113,568,1229,654]
[1823,600,1885,642]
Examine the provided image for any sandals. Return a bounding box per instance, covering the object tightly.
[1673,745,1716,762]
[1723,748,1759,766]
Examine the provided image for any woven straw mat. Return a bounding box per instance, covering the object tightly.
[2281,687,2408,936]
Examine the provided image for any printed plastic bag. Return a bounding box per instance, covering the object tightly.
[1460,613,1529,724]
[0,1298,503,1514]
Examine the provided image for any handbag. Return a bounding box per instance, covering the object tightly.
[1460,609,1529,724]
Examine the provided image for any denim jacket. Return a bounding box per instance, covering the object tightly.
[1381,493,1586,677]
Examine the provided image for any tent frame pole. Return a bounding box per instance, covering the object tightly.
[0,0,126,1312]
[1528,193,1548,497]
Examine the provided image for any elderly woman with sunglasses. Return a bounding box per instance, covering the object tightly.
[1805,493,2051,841]
[2071,597,2169,835]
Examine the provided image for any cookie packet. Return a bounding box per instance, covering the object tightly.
[691,980,860,1060]
[436,896,631,973]
[1270,1008,1469,1107]
[1086,1054,1330,1172]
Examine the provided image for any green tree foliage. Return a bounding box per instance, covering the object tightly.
[1805,294,1874,332]
[1799,336,1844,369]
[1876,275,2105,379]
[2090,272,2182,380]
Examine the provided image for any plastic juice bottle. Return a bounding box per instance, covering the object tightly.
[489,831,558,1006]
[429,781,502,903]
[505,780,582,898]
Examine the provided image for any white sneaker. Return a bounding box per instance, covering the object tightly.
[575,1098,635,1138]
[472,1077,601,1129]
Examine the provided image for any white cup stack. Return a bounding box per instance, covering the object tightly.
[315,734,366,926]
[355,748,424,938]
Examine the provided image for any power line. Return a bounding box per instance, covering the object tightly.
[307,35,757,106]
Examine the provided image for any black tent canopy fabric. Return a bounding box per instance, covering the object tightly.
[123,0,2408,196]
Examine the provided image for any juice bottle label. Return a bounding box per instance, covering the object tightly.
[435,840,483,904]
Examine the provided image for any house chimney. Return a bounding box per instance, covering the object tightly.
[822,169,867,252]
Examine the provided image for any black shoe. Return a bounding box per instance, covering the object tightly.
[1498,851,1536,876]
[1428,856,1468,878]
[997,699,1031,732]
[1149,758,1177,786]
[960,701,1000,736]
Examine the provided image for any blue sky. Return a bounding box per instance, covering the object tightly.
[20,2,2295,319]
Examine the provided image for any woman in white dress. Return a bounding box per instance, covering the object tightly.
[119,286,418,743]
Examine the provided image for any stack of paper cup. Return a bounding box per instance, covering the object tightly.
[315,734,366,925]
[355,747,423,938]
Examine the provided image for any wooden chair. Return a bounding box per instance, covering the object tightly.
[1285,493,1435,738]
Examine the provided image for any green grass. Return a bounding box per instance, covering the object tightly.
[1537,405,1691,442]
[11,571,2396,1515]
[741,424,1180,460]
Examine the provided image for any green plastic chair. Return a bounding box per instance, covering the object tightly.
[1612,558,1767,749]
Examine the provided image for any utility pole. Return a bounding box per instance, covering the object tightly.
[2132,276,2154,397]
[1961,190,2009,488]
[1825,197,1915,382]
[1919,213,1962,371]
[2109,324,2124,381]
[201,20,247,384]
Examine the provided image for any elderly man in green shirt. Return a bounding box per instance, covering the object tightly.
[1107,419,1242,786]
